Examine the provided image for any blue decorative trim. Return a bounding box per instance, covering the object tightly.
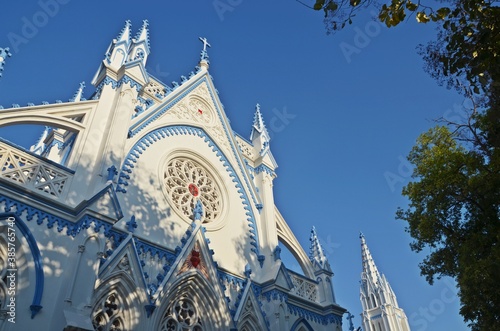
[250,283,270,330]
[0,194,122,238]
[145,303,156,318]
[94,74,142,96]
[273,245,281,261]
[218,270,247,289]
[116,125,262,260]
[0,213,44,318]
[254,164,276,177]
[264,289,288,302]
[258,254,265,267]
[288,303,343,325]
[126,215,137,233]
[120,75,142,92]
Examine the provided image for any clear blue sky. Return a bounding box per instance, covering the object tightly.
[0,1,469,330]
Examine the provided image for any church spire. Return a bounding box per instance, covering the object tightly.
[309,226,330,271]
[360,232,381,285]
[359,233,411,331]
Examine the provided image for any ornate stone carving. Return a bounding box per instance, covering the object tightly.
[163,158,221,223]
[0,141,71,199]
[290,274,318,302]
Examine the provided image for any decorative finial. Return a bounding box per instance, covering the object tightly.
[198,37,211,62]
[193,200,203,221]
[0,48,12,77]
[309,226,330,270]
[250,103,270,146]
[126,215,138,233]
[346,311,355,331]
[70,81,86,102]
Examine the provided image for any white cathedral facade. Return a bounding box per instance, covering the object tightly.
[0,21,412,331]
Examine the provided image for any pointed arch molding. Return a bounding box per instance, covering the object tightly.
[290,318,314,331]
[117,125,264,263]
[0,102,96,132]
[154,271,231,330]
[0,212,44,318]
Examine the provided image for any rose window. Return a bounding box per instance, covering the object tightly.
[163,158,221,222]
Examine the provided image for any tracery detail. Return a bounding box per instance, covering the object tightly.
[92,292,126,331]
[163,158,221,223]
[159,298,203,331]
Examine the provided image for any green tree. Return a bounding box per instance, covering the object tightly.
[396,123,500,330]
[300,0,500,329]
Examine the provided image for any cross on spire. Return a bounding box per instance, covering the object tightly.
[198,37,211,61]
[199,37,211,51]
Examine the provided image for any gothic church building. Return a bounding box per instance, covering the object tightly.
[0,21,348,330]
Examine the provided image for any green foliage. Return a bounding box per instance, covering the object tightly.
[305,0,500,329]
[397,124,500,330]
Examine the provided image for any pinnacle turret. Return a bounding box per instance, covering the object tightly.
[116,20,132,44]
[129,20,150,65]
[92,20,151,87]
[70,82,85,102]
[309,226,330,271]
[250,104,271,157]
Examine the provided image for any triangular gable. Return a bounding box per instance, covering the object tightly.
[153,221,225,301]
[274,262,294,291]
[150,221,233,326]
[77,184,123,221]
[234,281,269,331]
[127,69,262,209]
[97,234,148,294]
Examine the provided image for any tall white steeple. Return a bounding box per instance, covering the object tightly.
[360,233,411,331]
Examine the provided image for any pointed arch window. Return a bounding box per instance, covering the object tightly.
[92,292,126,331]
[158,297,203,331]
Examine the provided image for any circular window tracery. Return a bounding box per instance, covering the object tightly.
[159,298,203,331]
[163,157,222,223]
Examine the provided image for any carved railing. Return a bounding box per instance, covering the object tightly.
[289,272,319,303]
[0,139,73,200]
